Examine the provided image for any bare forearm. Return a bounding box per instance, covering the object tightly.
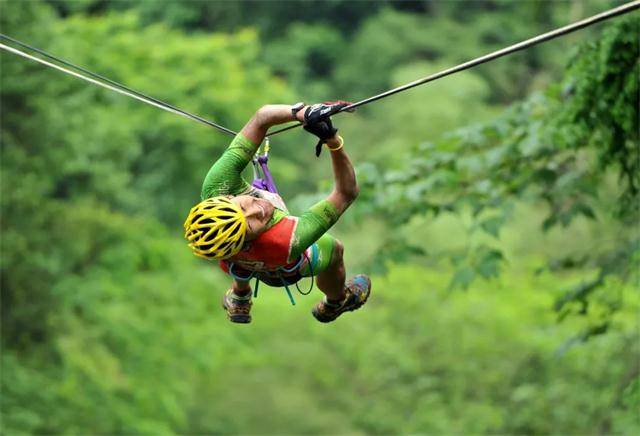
[327,139,359,214]
[240,105,296,145]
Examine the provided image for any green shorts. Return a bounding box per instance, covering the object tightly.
[299,233,336,277]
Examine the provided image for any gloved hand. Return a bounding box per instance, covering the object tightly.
[303,101,353,156]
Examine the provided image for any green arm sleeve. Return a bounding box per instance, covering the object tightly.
[200,133,260,200]
[290,199,341,260]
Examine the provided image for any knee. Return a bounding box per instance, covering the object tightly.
[331,239,344,264]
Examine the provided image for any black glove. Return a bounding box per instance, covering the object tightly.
[303,101,352,156]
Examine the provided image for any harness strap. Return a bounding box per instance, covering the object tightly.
[228,262,254,282]
[280,253,305,273]
[244,139,316,305]
[279,277,297,306]
[231,244,317,306]
[294,247,315,297]
[253,276,260,299]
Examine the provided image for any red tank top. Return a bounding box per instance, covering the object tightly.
[220,216,298,272]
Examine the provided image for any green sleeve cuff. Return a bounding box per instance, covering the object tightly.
[289,199,341,260]
[228,133,261,162]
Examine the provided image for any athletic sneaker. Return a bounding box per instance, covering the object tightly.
[222,289,252,323]
[312,274,371,323]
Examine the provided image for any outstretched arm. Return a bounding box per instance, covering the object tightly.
[324,135,359,214]
[288,133,359,261]
[240,104,298,145]
[201,105,298,200]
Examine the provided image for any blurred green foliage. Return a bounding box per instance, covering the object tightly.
[357,16,638,339]
[1,0,638,434]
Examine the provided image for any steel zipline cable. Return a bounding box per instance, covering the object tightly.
[1,0,638,139]
[0,34,238,136]
[266,0,640,137]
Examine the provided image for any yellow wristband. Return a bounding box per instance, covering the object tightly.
[326,135,344,152]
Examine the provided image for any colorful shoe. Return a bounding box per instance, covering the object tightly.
[222,289,252,324]
[312,275,371,323]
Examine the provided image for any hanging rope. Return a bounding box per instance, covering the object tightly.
[266,0,640,137]
[0,35,237,136]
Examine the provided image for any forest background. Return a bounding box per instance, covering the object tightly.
[1,0,638,434]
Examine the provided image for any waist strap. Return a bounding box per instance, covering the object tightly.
[227,244,318,305]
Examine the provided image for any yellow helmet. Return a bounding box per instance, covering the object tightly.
[183,196,247,260]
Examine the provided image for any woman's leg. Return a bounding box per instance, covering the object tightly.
[308,235,371,322]
[316,239,347,303]
[300,234,347,303]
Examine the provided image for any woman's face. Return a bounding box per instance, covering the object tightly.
[230,195,275,241]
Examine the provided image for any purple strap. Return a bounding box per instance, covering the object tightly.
[252,154,279,194]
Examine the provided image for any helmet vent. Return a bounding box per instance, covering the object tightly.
[184,196,247,260]
[203,229,218,242]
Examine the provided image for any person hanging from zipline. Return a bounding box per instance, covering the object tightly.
[183,102,371,323]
